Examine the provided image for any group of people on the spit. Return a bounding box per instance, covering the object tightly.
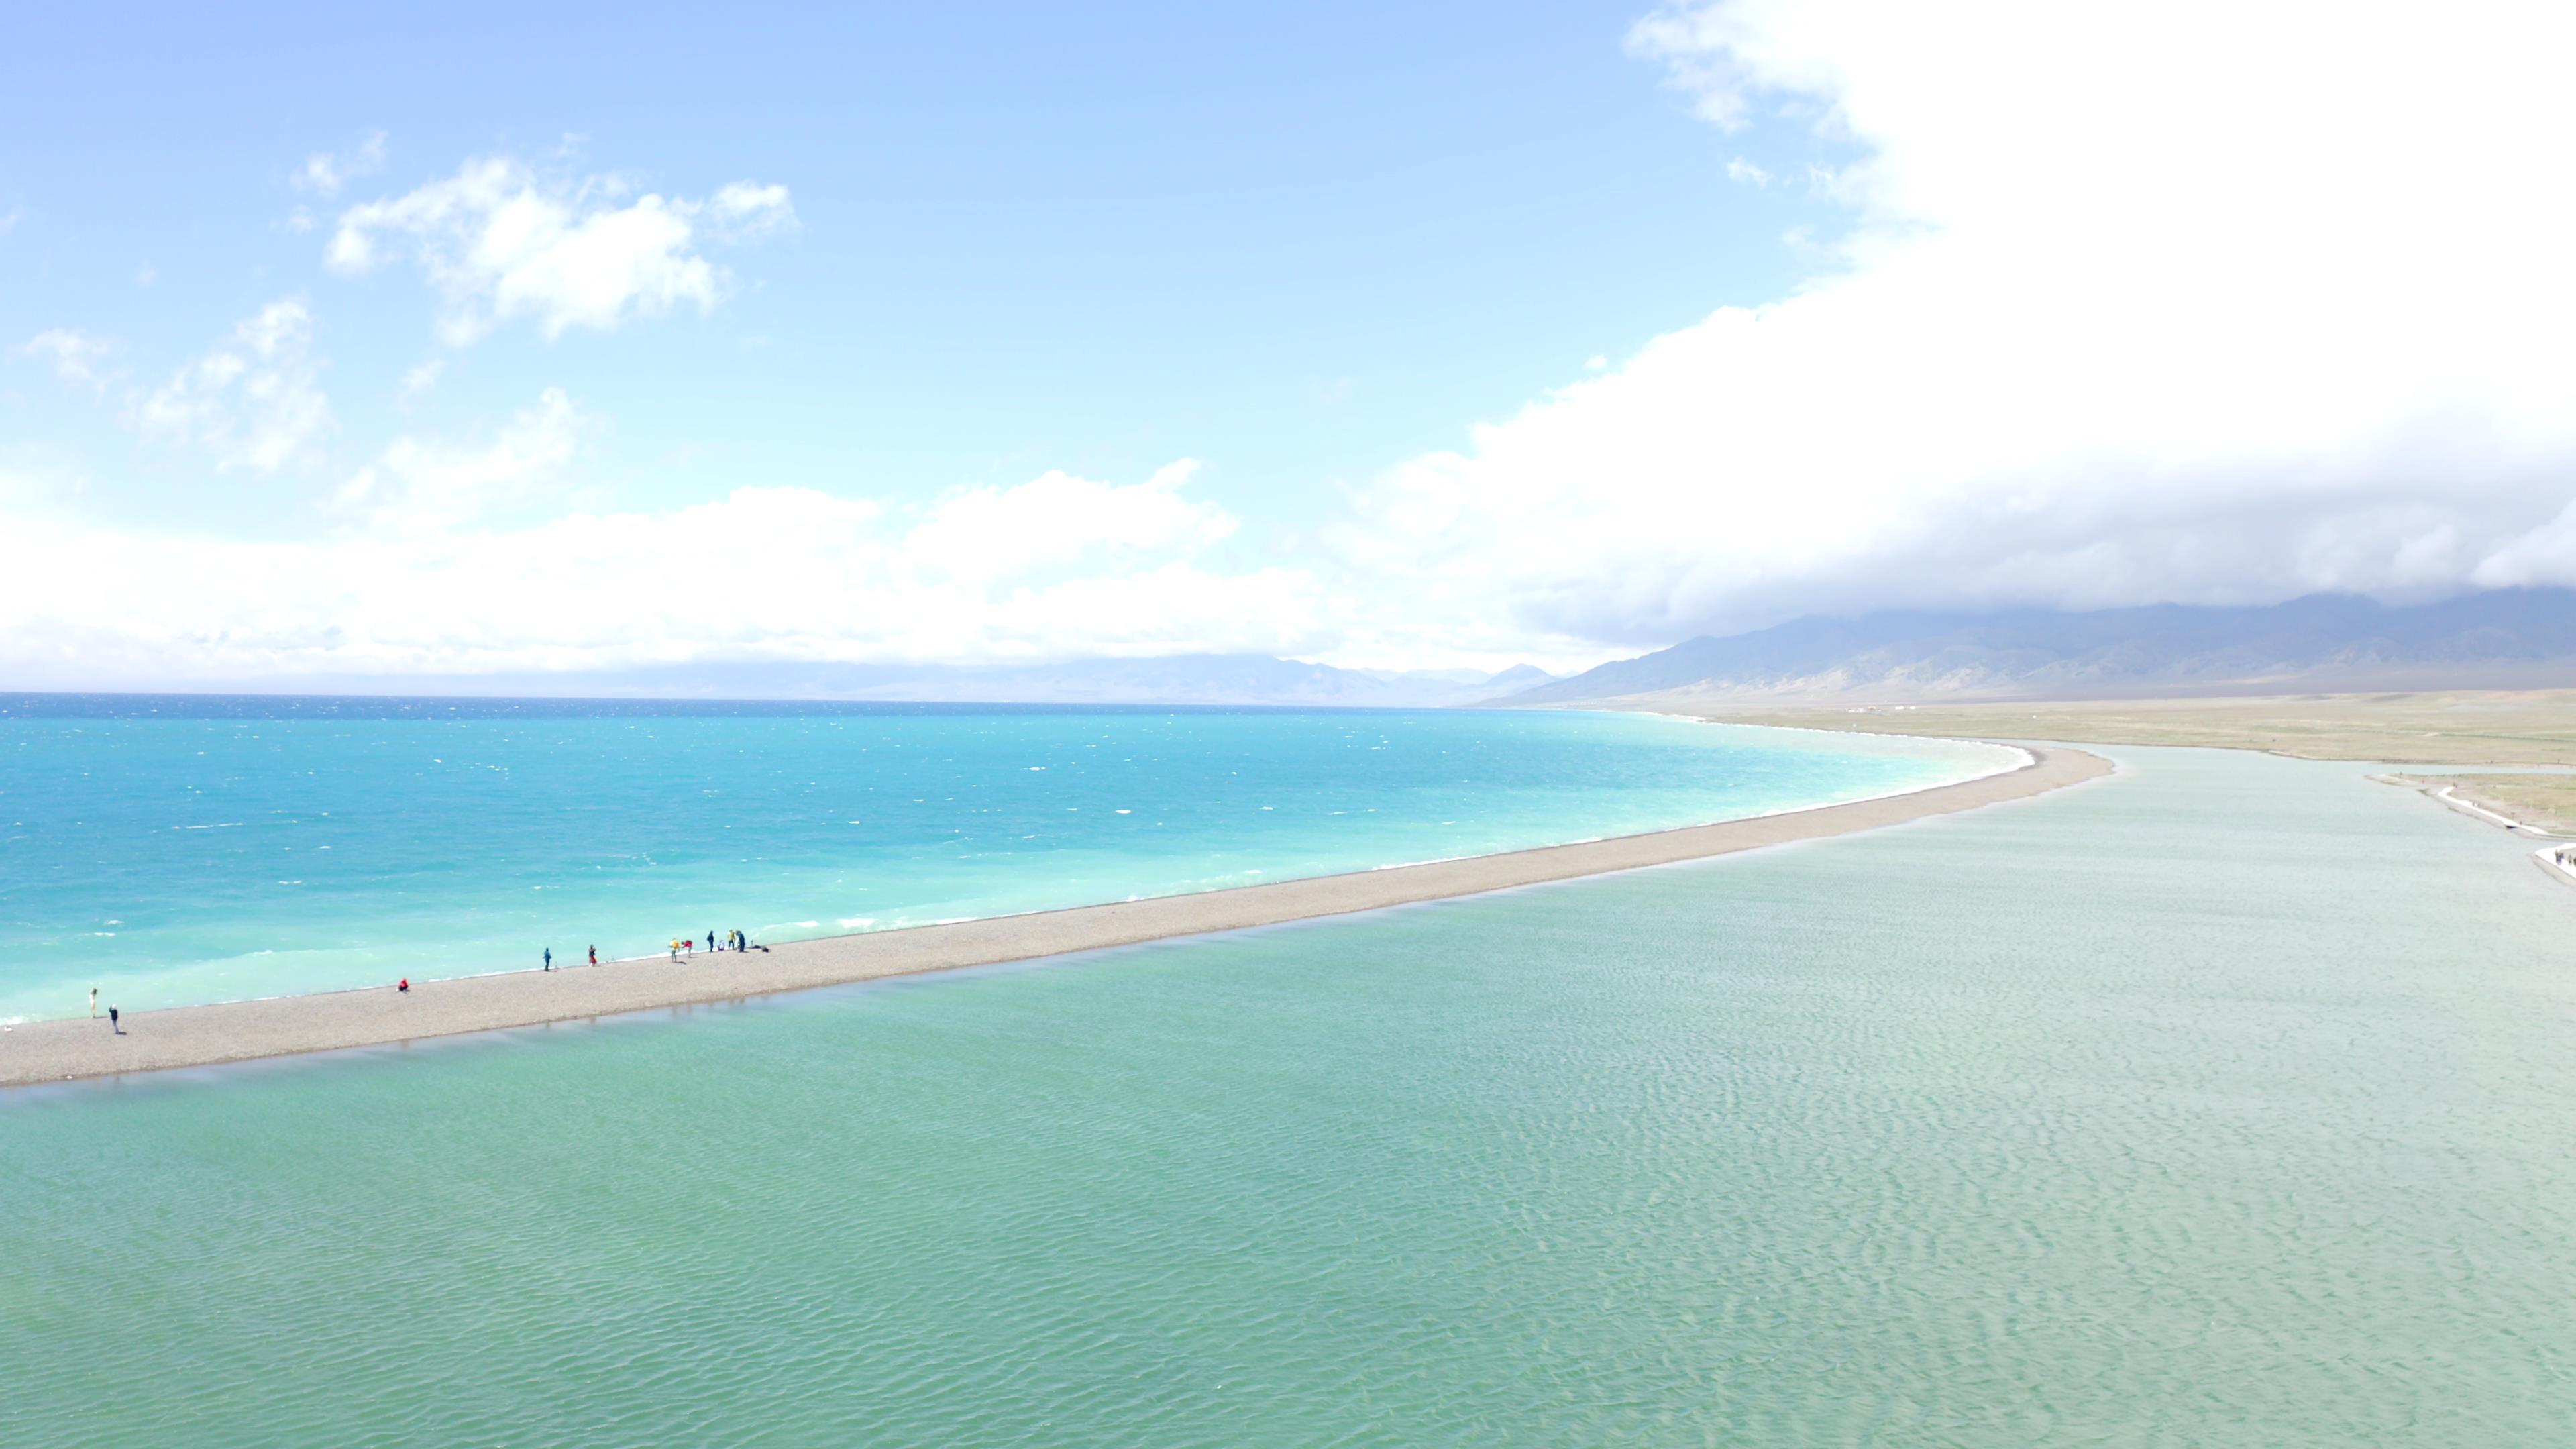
[665,930,767,961]
[104,920,788,1030]
[390,933,765,992]
[113,922,794,1021]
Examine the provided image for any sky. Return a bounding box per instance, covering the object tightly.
[4,0,2573,686]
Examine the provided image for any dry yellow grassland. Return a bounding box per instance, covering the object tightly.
[2387,773,2576,834]
[1675,690,2576,767]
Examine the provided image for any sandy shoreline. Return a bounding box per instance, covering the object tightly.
[2,743,2110,1089]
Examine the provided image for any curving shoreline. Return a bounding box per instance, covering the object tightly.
[1,743,2112,1089]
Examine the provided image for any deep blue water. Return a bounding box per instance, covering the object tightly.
[0,696,2008,1018]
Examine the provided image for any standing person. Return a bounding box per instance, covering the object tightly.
[107,1005,119,1034]
[706,931,716,953]
[544,947,553,971]
[588,945,597,966]
[89,986,98,1018]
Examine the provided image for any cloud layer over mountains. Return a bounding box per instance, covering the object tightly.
[1340,0,2576,661]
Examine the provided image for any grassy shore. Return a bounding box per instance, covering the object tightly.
[1674,689,2576,768]
[2386,773,2576,834]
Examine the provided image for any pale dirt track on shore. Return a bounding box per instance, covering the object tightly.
[3,744,2111,1089]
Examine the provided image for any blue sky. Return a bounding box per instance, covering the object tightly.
[4,1,2571,685]
[3,3,1835,540]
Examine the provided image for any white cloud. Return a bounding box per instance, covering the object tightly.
[1724,156,1769,185]
[23,329,115,394]
[328,156,798,343]
[0,462,1318,681]
[129,300,335,474]
[293,132,388,196]
[396,358,445,407]
[708,181,797,239]
[337,386,588,532]
[1339,0,2576,652]
[903,460,1234,586]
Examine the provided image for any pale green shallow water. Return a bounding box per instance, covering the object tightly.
[5,745,2574,1446]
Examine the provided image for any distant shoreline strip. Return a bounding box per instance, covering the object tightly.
[2,743,2112,1089]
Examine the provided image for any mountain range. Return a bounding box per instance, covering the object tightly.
[201,656,1560,708]
[44,591,2575,708]
[1500,589,2576,706]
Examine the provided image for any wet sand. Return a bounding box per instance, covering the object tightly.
[2,743,2110,1088]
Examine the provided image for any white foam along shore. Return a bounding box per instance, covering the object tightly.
[2541,845,2576,887]
[2365,773,2576,888]
[2,741,2111,1089]
[2373,772,2576,837]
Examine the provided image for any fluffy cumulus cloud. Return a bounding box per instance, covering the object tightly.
[1339,0,2576,653]
[21,329,115,393]
[0,460,1322,683]
[127,300,335,473]
[292,131,388,196]
[335,387,589,533]
[395,358,444,406]
[327,157,798,343]
[902,462,1236,587]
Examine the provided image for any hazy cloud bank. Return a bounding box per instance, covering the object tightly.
[1339,0,2576,651]
[0,460,1324,686]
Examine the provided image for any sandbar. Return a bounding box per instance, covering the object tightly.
[2,743,2110,1089]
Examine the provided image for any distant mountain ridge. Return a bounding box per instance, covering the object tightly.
[1505,590,2576,705]
[166,655,1559,708]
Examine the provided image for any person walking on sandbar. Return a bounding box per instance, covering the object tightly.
[108,1005,120,1034]
[90,986,98,1018]
[588,945,597,966]
[544,947,553,971]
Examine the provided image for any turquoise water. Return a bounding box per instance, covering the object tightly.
[5,744,2572,1444]
[0,698,2007,1020]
